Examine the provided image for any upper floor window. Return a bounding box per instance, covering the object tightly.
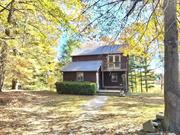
[76,72,84,81]
[108,55,121,69]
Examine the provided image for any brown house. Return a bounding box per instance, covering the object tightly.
[62,45,128,92]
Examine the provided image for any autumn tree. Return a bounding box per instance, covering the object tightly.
[121,21,163,93]
[0,0,81,91]
[78,0,179,133]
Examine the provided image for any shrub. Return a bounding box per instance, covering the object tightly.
[55,81,97,95]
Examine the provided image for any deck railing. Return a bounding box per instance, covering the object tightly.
[102,62,127,71]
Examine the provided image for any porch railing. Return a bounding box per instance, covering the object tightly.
[102,62,127,71]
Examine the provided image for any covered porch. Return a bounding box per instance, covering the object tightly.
[98,71,128,92]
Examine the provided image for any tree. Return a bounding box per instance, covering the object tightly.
[163,0,180,132]
[0,41,8,91]
[128,55,156,93]
[59,39,80,64]
[121,21,162,93]
[0,0,81,91]
[128,56,139,93]
[78,0,180,133]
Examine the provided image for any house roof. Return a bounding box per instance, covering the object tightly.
[62,60,102,72]
[71,45,123,56]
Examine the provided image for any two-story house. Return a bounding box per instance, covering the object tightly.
[62,45,128,92]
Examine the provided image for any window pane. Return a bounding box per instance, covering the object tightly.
[77,72,84,81]
[115,55,120,62]
[115,63,120,68]
[108,56,113,63]
[108,64,114,69]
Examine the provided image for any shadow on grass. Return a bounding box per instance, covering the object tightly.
[0,90,164,135]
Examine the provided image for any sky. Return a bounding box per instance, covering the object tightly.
[57,33,68,59]
[58,0,164,74]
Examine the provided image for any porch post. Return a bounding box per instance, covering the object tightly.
[102,71,104,89]
[96,72,99,90]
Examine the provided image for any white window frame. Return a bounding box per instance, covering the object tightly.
[111,73,118,82]
[107,55,114,69]
[107,55,121,69]
[76,72,84,81]
[114,55,121,69]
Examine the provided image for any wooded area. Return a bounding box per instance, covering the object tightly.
[0,0,179,134]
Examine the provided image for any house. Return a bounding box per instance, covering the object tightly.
[62,45,128,92]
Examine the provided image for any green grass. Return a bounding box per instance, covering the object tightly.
[130,84,164,95]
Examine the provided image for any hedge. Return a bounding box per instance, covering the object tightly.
[55,81,97,95]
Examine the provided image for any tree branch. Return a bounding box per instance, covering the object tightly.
[0,2,12,13]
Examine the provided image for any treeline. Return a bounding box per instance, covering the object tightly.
[128,56,158,93]
[0,0,82,91]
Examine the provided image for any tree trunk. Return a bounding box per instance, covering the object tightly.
[144,58,148,92]
[134,71,137,92]
[0,0,15,92]
[12,79,19,90]
[0,42,8,92]
[131,72,134,92]
[129,61,134,92]
[140,68,143,93]
[163,0,180,133]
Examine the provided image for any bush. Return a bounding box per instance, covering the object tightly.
[55,81,97,95]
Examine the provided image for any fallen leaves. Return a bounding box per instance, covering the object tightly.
[0,90,163,135]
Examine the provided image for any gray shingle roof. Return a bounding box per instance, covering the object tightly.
[62,60,102,72]
[71,45,123,56]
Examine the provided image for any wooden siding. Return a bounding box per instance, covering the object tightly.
[72,55,104,61]
[72,54,127,63]
[63,72,76,81]
[84,72,96,82]
[63,72,96,83]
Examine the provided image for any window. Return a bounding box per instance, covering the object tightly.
[108,55,114,69]
[115,55,120,68]
[108,55,114,63]
[111,73,118,82]
[76,72,84,81]
[108,55,121,69]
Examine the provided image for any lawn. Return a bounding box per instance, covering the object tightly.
[0,90,164,135]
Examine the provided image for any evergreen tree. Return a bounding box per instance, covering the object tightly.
[59,39,80,64]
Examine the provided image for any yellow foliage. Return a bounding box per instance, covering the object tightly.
[0,0,81,89]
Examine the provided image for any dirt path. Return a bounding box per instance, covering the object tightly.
[60,96,108,134]
[79,96,109,121]
[82,96,108,111]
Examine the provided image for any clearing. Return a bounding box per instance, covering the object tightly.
[0,90,164,135]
